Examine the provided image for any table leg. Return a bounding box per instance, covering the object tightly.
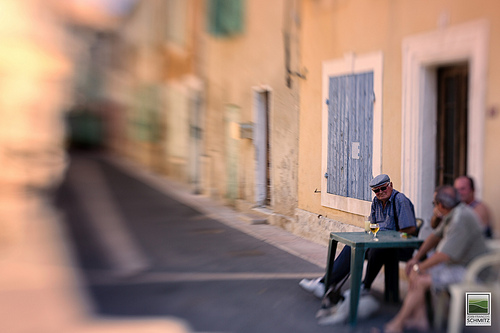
[384,253,400,303]
[324,238,338,295]
[348,245,365,326]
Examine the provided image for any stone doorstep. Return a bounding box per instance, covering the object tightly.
[238,206,272,225]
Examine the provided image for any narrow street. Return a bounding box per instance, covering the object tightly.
[54,152,405,333]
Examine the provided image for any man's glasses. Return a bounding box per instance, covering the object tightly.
[372,183,389,193]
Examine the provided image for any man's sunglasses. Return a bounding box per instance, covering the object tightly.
[372,183,389,193]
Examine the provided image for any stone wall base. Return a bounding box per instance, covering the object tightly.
[265,208,363,247]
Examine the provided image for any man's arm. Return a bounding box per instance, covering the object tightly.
[407,252,450,286]
[400,225,417,236]
[419,251,450,272]
[405,233,441,276]
[474,203,491,228]
[395,194,418,235]
[415,232,441,260]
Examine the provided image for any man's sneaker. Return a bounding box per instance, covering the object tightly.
[299,277,325,298]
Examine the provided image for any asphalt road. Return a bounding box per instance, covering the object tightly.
[55,152,484,333]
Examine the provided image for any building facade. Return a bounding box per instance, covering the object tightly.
[201,0,302,229]
[103,0,499,245]
[297,0,499,243]
[106,0,302,230]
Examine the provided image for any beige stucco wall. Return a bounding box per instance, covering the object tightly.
[298,0,500,238]
[0,1,191,332]
[110,0,204,178]
[203,0,301,223]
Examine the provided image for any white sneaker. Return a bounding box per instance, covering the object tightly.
[299,277,325,298]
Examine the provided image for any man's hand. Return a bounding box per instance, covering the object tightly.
[405,258,418,277]
[431,206,443,229]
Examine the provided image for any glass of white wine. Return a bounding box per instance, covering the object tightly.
[364,216,371,234]
[370,223,380,241]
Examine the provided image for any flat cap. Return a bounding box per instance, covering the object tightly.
[369,174,390,188]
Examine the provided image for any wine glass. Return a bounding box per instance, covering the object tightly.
[370,223,380,241]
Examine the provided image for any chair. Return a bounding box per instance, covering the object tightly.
[448,240,500,333]
[415,217,424,231]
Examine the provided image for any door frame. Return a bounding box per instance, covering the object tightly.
[401,20,489,220]
[253,86,272,207]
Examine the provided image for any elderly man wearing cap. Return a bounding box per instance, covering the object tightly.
[299,174,418,305]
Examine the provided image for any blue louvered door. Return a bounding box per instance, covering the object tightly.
[326,72,373,201]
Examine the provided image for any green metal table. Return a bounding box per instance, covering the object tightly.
[325,230,423,326]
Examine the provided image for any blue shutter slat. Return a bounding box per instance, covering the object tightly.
[346,74,355,197]
[363,73,374,200]
[350,75,360,199]
[339,74,348,197]
[339,76,347,196]
[327,77,336,195]
[327,78,340,193]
